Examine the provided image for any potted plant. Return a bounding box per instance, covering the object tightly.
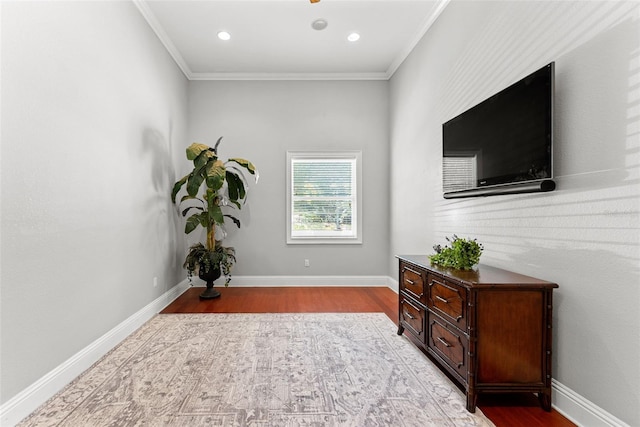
[429,235,483,270]
[171,137,257,299]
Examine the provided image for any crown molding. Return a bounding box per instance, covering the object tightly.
[386,0,451,77]
[189,72,389,81]
[133,0,450,81]
[132,0,193,80]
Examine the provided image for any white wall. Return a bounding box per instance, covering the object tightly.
[389,1,640,425]
[0,1,188,404]
[186,80,390,277]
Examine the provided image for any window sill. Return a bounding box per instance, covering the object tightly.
[287,236,363,245]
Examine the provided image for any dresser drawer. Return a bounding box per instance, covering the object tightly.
[400,296,426,341]
[400,263,425,302]
[427,313,468,379]
[427,274,467,330]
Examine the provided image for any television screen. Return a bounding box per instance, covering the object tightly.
[442,62,554,198]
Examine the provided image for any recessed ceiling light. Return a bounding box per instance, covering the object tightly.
[217,31,231,41]
[347,32,360,42]
[311,19,328,31]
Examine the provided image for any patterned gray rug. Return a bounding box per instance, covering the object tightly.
[19,313,494,426]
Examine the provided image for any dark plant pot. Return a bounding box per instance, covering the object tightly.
[198,265,221,299]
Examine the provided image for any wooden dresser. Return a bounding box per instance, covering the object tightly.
[396,255,558,413]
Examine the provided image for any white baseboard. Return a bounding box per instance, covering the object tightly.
[1,277,627,427]
[0,279,191,427]
[552,379,630,427]
[388,277,399,294]
[190,275,395,288]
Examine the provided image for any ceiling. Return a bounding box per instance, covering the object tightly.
[133,0,449,80]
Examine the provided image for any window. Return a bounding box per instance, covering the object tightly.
[286,151,362,244]
[443,153,478,193]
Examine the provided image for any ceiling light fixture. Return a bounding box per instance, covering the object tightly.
[347,32,360,42]
[311,19,328,31]
[217,31,231,41]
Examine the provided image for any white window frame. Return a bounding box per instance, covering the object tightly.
[286,151,362,245]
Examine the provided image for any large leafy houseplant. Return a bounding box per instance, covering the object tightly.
[171,138,257,298]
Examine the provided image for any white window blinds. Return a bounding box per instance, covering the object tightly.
[443,155,478,193]
[287,152,361,244]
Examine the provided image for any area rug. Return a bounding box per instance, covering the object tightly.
[19,313,495,426]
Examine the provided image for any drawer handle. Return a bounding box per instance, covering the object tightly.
[435,295,449,304]
[404,311,416,320]
[437,336,452,347]
[405,279,415,285]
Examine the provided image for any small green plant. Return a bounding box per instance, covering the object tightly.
[429,235,483,270]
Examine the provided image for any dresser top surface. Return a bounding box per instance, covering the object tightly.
[397,255,558,288]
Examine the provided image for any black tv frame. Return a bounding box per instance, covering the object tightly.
[442,63,556,199]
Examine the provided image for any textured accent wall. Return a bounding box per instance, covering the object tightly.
[389,1,639,425]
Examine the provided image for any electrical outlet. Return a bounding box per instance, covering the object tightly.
[153,277,158,288]
[304,259,310,267]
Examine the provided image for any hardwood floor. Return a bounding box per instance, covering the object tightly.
[162,286,575,427]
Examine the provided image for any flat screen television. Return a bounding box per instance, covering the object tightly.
[442,62,555,198]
